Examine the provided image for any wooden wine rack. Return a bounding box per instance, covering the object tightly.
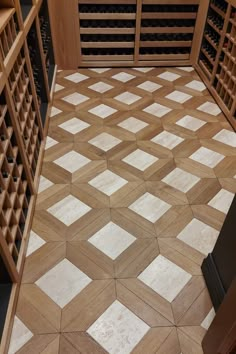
[48,0,207,68]
[195,0,236,130]
[0,0,55,351]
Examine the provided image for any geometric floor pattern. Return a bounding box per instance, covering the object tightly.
[9,67,236,353]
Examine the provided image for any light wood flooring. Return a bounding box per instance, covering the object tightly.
[8,66,236,354]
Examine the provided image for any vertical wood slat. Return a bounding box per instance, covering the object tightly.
[190,0,210,65]
[48,0,80,69]
[134,0,142,65]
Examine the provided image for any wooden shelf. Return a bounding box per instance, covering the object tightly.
[81,41,134,48]
[79,13,136,20]
[141,12,197,19]
[141,26,195,33]
[80,27,136,34]
[140,40,192,47]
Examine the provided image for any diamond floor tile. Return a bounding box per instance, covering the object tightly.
[54,150,91,173]
[8,317,33,354]
[158,71,180,82]
[36,259,92,308]
[151,131,184,149]
[138,255,192,302]
[115,92,141,105]
[122,149,158,171]
[213,129,236,147]
[89,81,113,93]
[176,115,206,131]
[87,300,150,354]
[59,118,90,134]
[137,81,162,92]
[118,117,148,133]
[165,90,192,104]
[190,147,224,168]
[143,103,172,117]
[62,92,89,106]
[129,192,171,223]
[177,219,219,255]
[88,222,136,260]
[112,72,135,82]
[9,66,236,354]
[89,170,128,196]
[162,168,200,193]
[89,104,117,118]
[47,195,91,226]
[89,132,121,151]
[65,72,88,83]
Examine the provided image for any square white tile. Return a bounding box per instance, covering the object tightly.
[176,115,206,131]
[176,66,194,72]
[151,131,184,149]
[88,222,136,260]
[8,317,33,354]
[129,192,171,223]
[134,67,154,73]
[89,133,121,151]
[122,149,158,171]
[38,175,54,193]
[115,92,141,105]
[165,90,192,104]
[185,80,206,92]
[45,136,58,150]
[47,195,91,226]
[50,107,62,117]
[54,84,64,92]
[137,81,162,93]
[65,72,88,83]
[190,147,224,168]
[138,255,191,302]
[90,68,110,73]
[213,129,236,147]
[143,103,172,118]
[112,72,135,82]
[177,218,219,255]
[87,300,150,354]
[89,104,117,119]
[89,82,113,93]
[62,92,89,106]
[89,170,128,196]
[26,231,46,257]
[118,117,148,133]
[208,189,234,214]
[59,118,90,135]
[36,259,92,308]
[162,168,200,193]
[197,102,221,116]
[157,72,180,82]
[201,308,216,330]
[54,150,90,173]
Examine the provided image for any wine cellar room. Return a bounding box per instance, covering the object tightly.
[0,0,236,353]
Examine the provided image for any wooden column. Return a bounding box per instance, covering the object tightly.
[48,0,80,69]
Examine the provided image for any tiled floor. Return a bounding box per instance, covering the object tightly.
[9,67,236,354]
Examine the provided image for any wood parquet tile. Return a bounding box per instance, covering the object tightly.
[9,67,236,353]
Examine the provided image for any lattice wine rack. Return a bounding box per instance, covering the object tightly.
[197,0,236,129]
[0,0,55,351]
[0,87,31,270]
[0,8,18,60]
[8,47,42,177]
